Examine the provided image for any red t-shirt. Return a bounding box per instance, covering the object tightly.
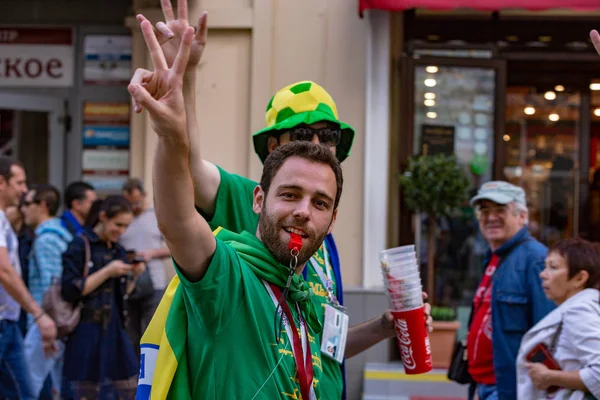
[467,254,499,385]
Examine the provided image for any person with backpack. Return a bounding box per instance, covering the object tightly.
[22,184,72,399]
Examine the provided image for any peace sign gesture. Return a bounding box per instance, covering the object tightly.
[128,20,194,141]
[140,0,207,69]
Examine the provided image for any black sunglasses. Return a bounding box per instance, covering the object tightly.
[284,126,342,147]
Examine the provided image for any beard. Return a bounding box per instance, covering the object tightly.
[258,206,330,269]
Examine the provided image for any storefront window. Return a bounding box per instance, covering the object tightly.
[414,65,496,183]
[589,91,600,242]
[412,63,498,313]
[502,87,580,246]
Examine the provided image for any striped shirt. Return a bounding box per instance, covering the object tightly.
[27,217,72,327]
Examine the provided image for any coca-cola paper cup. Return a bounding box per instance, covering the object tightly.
[384,265,419,278]
[392,307,432,375]
[386,279,422,292]
[388,287,423,300]
[380,245,415,260]
[390,296,423,311]
[383,253,417,265]
[385,271,421,283]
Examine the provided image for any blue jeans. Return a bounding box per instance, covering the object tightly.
[23,324,64,398]
[478,383,498,400]
[0,320,34,400]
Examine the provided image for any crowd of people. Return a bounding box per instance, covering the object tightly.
[0,171,170,399]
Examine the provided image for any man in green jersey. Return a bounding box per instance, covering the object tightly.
[131,2,432,399]
[129,22,345,397]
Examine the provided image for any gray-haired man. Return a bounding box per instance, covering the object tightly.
[467,181,555,400]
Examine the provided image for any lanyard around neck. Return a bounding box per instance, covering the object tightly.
[309,245,342,309]
[264,282,316,400]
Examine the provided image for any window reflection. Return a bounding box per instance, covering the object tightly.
[587,92,600,241]
[412,65,496,316]
[502,87,579,246]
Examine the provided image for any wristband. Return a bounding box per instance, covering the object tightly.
[33,311,46,323]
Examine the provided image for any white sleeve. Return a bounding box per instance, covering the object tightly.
[563,302,600,397]
[0,212,9,249]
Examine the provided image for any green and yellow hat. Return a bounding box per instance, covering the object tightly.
[252,81,355,163]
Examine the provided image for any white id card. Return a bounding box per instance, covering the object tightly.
[321,304,349,364]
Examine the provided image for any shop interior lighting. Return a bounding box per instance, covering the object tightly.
[594,108,600,117]
[503,134,511,142]
[590,83,600,91]
[524,106,536,115]
[548,113,560,122]
[424,79,437,87]
[426,112,437,119]
[424,99,436,107]
[544,91,556,100]
[425,66,439,74]
[424,92,436,100]
[555,85,565,92]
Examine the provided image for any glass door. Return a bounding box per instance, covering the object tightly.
[0,92,66,190]
[502,86,581,246]
[399,56,506,315]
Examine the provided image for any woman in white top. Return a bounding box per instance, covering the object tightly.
[517,237,600,400]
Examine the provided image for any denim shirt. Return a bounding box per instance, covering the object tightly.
[485,227,556,399]
[61,228,129,324]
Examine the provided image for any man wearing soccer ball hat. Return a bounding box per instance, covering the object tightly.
[194,81,364,400]
[130,3,431,399]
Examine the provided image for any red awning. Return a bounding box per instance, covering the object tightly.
[359,0,600,14]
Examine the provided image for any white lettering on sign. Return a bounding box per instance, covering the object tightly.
[395,318,417,370]
[0,45,73,87]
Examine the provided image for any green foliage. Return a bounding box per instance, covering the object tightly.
[398,154,471,216]
[430,305,457,321]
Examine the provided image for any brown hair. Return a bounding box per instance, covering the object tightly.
[549,237,600,290]
[0,156,24,183]
[260,141,343,210]
[122,177,145,195]
[85,195,132,228]
[32,184,61,217]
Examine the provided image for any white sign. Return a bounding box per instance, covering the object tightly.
[84,35,131,85]
[82,149,129,172]
[0,27,74,87]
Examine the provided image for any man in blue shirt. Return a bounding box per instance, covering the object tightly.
[60,181,96,235]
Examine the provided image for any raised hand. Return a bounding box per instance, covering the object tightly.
[591,30,600,56]
[138,0,207,70]
[128,20,194,141]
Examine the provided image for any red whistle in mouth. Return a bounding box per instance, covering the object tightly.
[288,232,303,252]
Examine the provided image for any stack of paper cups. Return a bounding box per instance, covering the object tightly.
[380,245,432,375]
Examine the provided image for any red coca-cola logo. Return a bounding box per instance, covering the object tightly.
[395,318,417,370]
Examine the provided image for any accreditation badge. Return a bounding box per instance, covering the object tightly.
[321,304,349,364]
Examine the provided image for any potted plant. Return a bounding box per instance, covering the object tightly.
[429,306,461,368]
[398,154,470,303]
[399,154,470,368]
